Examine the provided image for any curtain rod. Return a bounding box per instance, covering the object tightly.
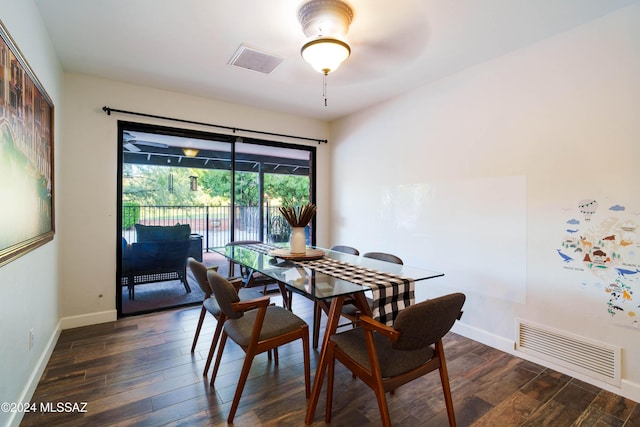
[102,106,328,144]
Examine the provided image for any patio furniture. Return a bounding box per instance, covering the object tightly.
[121,224,202,299]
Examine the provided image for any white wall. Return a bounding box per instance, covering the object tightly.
[330,4,640,401]
[0,2,63,426]
[59,74,331,322]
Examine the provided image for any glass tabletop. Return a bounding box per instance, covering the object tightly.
[210,245,444,300]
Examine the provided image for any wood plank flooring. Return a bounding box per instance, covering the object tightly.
[22,294,640,426]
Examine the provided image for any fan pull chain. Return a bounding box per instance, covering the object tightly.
[323,72,328,107]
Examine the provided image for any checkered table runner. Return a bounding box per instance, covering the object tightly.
[242,243,277,254]
[241,243,414,325]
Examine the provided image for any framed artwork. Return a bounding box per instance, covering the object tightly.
[0,19,55,267]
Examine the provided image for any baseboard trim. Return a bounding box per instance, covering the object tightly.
[9,310,118,426]
[8,320,62,427]
[451,320,514,353]
[59,309,118,330]
[451,321,640,403]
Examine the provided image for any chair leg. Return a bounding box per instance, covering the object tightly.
[436,340,456,427]
[373,378,392,427]
[325,343,336,423]
[210,333,228,387]
[191,306,207,353]
[181,268,191,293]
[301,327,311,398]
[128,275,135,300]
[361,344,392,427]
[203,319,224,377]
[275,281,292,310]
[227,351,257,423]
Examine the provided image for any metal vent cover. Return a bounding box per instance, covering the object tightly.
[228,45,283,74]
[516,319,621,386]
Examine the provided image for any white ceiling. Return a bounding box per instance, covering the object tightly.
[34,0,637,121]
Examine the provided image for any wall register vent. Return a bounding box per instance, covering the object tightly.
[516,319,621,386]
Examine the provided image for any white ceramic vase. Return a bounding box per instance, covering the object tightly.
[289,227,306,254]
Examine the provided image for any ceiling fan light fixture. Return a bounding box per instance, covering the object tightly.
[301,37,351,74]
[298,0,353,39]
[298,0,353,75]
[182,148,199,157]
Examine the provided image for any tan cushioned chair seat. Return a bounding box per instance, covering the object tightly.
[225,306,307,347]
[331,328,435,378]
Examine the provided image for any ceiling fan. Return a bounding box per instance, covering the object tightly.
[294,0,429,85]
[122,131,169,152]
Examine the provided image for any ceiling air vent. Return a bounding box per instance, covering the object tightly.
[228,45,284,74]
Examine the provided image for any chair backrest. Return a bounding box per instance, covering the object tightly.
[207,269,243,319]
[392,293,465,351]
[225,240,263,247]
[130,240,191,269]
[330,245,360,255]
[363,252,403,265]
[187,257,214,295]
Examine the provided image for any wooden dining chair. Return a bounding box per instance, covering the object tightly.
[207,269,311,423]
[362,251,404,265]
[187,257,218,354]
[330,245,360,256]
[186,257,261,377]
[325,293,466,427]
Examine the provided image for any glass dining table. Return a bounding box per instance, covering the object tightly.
[209,243,444,424]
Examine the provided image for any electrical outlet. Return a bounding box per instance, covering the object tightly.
[29,328,34,350]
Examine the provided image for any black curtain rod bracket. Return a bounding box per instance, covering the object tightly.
[102,106,328,144]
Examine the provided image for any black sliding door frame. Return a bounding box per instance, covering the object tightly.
[116,121,316,316]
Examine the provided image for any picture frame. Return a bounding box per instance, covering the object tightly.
[0,19,55,267]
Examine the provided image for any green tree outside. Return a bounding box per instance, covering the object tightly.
[123,164,310,207]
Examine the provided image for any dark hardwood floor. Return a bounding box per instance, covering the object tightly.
[22,293,640,426]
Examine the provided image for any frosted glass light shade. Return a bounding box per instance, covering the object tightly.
[301,37,351,74]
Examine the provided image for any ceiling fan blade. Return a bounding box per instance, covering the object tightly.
[123,143,141,152]
[131,140,169,149]
[122,131,169,149]
[123,131,136,142]
[339,0,428,79]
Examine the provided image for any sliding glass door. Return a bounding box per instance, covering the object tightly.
[233,139,314,246]
[117,122,315,316]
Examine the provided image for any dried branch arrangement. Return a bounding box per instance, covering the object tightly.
[279,203,317,227]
